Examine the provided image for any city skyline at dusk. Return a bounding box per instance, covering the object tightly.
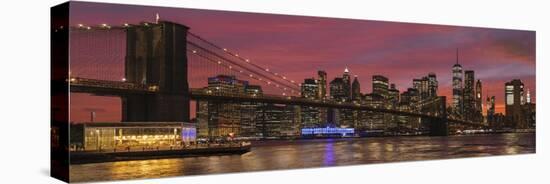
[51,2,536,182]
[68,2,535,122]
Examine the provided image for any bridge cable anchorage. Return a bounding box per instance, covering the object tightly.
[187,32,300,88]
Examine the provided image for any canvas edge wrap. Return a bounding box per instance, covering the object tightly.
[51,1,70,183]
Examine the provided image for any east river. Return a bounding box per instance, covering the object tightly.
[70,133,535,182]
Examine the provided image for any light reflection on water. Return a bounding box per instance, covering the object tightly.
[70,133,535,182]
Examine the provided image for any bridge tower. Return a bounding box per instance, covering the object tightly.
[427,96,449,136]
[122,21,190,122]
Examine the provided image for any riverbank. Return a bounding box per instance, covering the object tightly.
[70,144,251,164]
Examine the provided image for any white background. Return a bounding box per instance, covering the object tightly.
[0,0,548,183]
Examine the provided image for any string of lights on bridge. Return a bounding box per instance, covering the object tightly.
[187,32,302,89]
[188,48,299,96]
[72,22,303,96]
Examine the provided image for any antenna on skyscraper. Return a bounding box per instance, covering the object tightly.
[155,13,160,24]
[456,48,459,64]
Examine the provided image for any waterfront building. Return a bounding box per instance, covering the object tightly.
[196,75,247,138]
[241,85,263,137]
[523,89,536,128]
[70,122,196,151]
[505,79,525,128]
[360,93,386,130]
[257,104,300,137]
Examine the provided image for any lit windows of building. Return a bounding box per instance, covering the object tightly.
[372,75,389,99]
[463,70,475,121]
[475,79,482,115]
[427,73,438,97]
[301,78,318,99]
[452,49,463,113]
[505,79,525,129]
[301,78,321,128]
[317,70,327,99]
[70,122,196,151]
[388,84,400,106]
[330,77,347,101]
[351,76,361,101]
[241,85,264,137]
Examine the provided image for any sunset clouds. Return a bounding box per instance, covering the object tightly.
[69,2,535,122]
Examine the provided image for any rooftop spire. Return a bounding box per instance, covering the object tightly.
[155,13,160,24]
[456,48,459,65]
[344,66,349,73]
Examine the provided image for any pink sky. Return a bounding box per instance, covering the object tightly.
[68,2,535,122]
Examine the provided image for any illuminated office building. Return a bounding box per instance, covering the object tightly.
[452,49,463,114]
[372,75,389,99]
[505,79,525,128]
[351,76,361,101]
[317,70,327,99]
[463,70,475,121]
[301,78,321,128]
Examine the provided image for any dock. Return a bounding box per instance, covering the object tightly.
[70,143,251,164]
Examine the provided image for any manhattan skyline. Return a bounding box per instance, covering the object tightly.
[68,2,535,122]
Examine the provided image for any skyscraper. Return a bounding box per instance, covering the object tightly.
[241,85,263,136]
[388,83,400,105]
[452,49,463,114]
[475,79,482,113]
[463,70,475,120]
[198,75,249,137]
[301,78,321,128]
[372,75,389,99]
[301,78,318,99]
[317,70,327,99]
[317,70,328,125]
[486,96,495,128]
[257,104,300,137]
[351,75,361,101]
[427,73,438,97]
[505,79,525,128]
[343,67,351,99]
[413,77,429,99]
[330,78,347,101]
[526,88,531,104]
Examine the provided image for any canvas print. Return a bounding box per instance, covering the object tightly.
[51,1,536,183]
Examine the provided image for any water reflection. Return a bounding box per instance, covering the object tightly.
[70,133,535,182]
[324,141,335,166]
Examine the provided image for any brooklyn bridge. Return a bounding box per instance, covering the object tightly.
[66,20,487,137]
